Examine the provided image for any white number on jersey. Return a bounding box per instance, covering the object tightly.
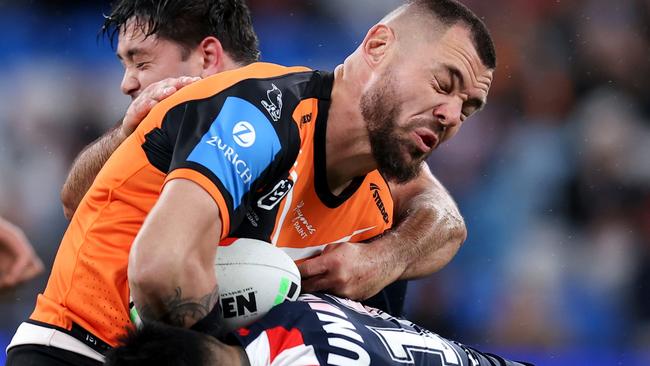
[368,327,462,365]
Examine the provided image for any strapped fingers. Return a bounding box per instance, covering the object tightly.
[122,76,198,135]
[149,76,200,101]
[171,76,201,89]
[154,86,177,101]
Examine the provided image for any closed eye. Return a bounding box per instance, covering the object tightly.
[432,79,451,95]
[462,98,485,119]
[135,62,150,70]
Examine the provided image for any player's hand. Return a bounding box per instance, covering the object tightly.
[298,242,400,300]
[0,219,43,289]
[121,76,201,137]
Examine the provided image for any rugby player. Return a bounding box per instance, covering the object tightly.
[106,293,532,366]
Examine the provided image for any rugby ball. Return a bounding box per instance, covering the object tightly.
[216,238,301,331]
[129,238,301,332]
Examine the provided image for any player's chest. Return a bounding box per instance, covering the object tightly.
[238,166,394,259]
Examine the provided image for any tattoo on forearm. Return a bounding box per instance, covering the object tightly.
[137,285,220,327]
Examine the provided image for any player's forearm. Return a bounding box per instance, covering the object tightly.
[129,243,219,329]
[60,124,127,219]
[128,179,222,328]
[380,196,466,280]
[129,256,219,328]
[383,166,467,280]
[129,233,220,328]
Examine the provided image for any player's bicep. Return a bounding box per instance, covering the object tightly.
[129,179,221,288]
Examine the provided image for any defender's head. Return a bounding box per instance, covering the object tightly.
[105,322,247,366]
[103,0,259,98]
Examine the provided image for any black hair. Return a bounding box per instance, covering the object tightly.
[105,322,214,366]
[102,0,260,64]
[410,0,497,69]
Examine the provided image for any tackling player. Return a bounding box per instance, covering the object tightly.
[6,0,494,365]
[106,293,533,366]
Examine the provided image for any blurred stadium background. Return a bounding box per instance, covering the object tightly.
[0,0,649,365]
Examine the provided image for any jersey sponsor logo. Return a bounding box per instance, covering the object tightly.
[302,294,371,365]
[187,97,282,209]
[221,289,258,318]
[232,121,256,147]
[292,200,316,239]
[261,83,283,121]
[369,183,390,223]
[258,178,294,210]
[205,135,253,184]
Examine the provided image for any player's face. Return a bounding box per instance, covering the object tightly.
[362,24,493,183]
[117,19,203,99]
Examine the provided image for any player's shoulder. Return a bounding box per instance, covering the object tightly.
[142,62,303,107]
[188,62,317,100]
[227,62,313,81]
[159,62,325,123]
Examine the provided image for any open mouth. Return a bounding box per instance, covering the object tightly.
[412,129,439,153]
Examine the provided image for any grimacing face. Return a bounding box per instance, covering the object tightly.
[117,19,204,99]
[361,70,421,183]
[362,24,493,183]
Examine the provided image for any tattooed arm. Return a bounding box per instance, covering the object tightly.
[128,179,222,328]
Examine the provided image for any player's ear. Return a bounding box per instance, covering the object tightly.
[198,36,225,76]
[361,24,395,68]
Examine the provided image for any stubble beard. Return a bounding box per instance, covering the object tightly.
[360,73,423,183]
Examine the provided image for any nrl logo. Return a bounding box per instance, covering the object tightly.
[261,83,283,122]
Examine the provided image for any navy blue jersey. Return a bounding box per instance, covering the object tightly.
[229,294,531,366]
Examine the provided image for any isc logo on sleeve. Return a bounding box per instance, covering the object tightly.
[188,97,282,209]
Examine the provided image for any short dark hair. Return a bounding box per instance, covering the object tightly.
[105,322,213,366]
[410,0,496,69]
[103,0,260,64]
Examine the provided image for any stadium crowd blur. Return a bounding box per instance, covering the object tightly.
[0,0,648,365]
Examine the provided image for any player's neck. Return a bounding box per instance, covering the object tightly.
[325,64,377,195]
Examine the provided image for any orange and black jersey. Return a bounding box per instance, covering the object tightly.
[27,63,394,350]
[159,63,394,257]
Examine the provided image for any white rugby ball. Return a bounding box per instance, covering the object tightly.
[216,237,301,332]
[129,238,301,332]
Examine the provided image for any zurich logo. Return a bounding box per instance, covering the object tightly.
[232,121,256,147]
